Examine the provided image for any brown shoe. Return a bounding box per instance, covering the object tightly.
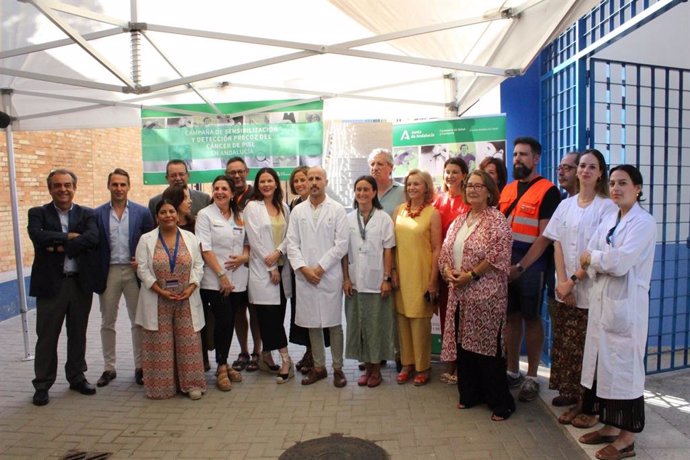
[301,367,327,385]
[595,443,635,460]
[333,369,347,388]
[579,430,618,445]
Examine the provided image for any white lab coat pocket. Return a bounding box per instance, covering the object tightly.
[601,273,634,335]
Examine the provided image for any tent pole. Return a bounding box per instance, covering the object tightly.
[1,92,33,361]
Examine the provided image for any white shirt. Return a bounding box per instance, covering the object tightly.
[346,208,395,293]
[196,203,248,291]
[543,194,617,308]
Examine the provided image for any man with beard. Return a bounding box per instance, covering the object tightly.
[286,167,349,388]
[499,137,560,403]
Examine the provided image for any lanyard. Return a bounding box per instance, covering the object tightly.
[159,230,181,273]
[357,208,374,241]
[606,211,622,246]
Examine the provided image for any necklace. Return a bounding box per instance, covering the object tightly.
[405,202,426,219]
[578,194,595,206]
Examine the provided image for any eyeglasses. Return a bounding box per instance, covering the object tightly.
[465,183,487,190]
[556,165,576,172]
[556,165,576,173]
[226,169,246,177]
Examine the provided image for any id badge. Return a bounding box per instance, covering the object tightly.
[165,279,180,290]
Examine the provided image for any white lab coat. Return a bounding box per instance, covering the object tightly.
[286,197,349,328]
[543,194,617,308]
[135,227,205,332]
[346,208,395,293]
[244,200,293,305]
[581,203,656,400]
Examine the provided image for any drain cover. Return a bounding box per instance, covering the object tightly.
[280,434,389,459]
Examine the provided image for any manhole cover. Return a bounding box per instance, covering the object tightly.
[280,434,389,459]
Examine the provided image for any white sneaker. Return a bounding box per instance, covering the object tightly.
[188,389,203,400]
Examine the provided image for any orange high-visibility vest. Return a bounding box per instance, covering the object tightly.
[498,177,555,244]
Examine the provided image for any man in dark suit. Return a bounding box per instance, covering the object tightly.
[93,169,154,387]
[148,159,210,218]
[28,169,100,406]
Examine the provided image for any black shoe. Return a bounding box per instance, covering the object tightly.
[33,389,49,406]
[97,370,117,387]
[69,380,96,395]
[135,368,144,385]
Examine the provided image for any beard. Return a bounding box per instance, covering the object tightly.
[513,164,532,180]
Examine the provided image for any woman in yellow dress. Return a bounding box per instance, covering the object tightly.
[393,169,442,386]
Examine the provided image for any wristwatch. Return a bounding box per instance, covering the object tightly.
[570,274,579,284]
[382,275,392,282]
[469,271,481,281]
[216,271,226,279]
[515,263,525,273]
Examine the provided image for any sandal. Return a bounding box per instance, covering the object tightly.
[227,367,242,383]
[396,367,413,384]
[245,352,260,372]
[215,364,232,392]
[413,370,430,386]
[231,352,250,372]
[572,413,600,429]
[558,406,582,425]
[491,409,513,421]
[595,443,635,460]
[296,350,313,374]
[579,430,618,445]
[259,351,280,373]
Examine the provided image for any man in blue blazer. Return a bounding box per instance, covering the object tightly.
[93,168,154,387]
[28,169,100,406]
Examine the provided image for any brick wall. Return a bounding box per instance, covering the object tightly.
[0,127,171,273]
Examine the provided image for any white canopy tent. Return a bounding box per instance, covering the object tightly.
[1,0,598,357]
[2,0,599,129]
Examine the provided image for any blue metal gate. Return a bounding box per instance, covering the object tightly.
[589,58,690,374]
[539,0,690,373]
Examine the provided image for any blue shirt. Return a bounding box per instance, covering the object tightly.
[54,203,78,273]
[109,201,131,264]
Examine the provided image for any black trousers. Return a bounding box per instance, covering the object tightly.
[255,284,288,351]
[33,277,92,390]
[201,289,244,365]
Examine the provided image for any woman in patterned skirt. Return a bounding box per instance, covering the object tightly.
[439,170,514,421]
[135,200,206,400]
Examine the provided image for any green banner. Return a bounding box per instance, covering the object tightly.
[141,100,324,184]
[391,115,506,186]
